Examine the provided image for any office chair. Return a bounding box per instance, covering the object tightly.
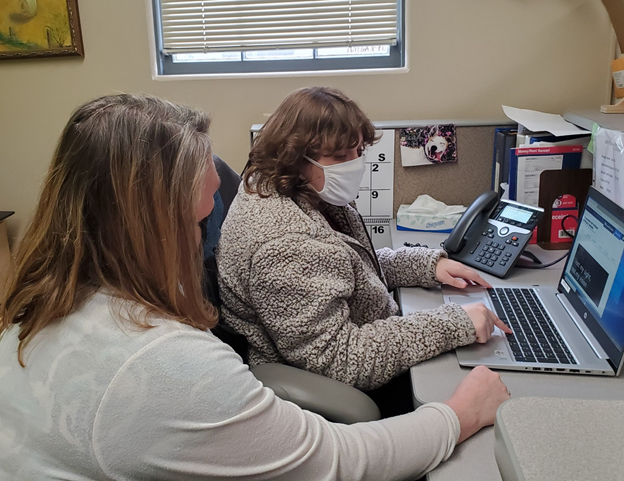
[202,155,381,424]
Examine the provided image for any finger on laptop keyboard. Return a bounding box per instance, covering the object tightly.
[493,315,512,334]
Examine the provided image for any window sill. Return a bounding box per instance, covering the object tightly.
[151,65,410,81]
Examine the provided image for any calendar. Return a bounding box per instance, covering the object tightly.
[355,130,394,249]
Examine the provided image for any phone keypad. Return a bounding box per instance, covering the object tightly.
[460,230,531,278]
[475,241,507,268]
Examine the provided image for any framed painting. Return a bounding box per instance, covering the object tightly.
[0,0,83,59]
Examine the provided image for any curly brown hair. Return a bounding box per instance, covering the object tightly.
[244,87,378,206]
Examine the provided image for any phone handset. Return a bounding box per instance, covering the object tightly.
[444,191,499,253]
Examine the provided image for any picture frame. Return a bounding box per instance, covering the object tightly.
[0,0,84,59]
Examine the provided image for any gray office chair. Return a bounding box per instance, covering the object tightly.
[203,155,380,424]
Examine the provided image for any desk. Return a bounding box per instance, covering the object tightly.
[390,222,624,481]
[0,212,13,297]
[495,397,624,481]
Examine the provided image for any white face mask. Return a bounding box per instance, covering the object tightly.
[304,154,366,206]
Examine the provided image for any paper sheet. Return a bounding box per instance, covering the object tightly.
[594,127,624,207]
[356,129,394,218]
[516,155,564,206]
[356,129,394,249]
[502,106,590,137]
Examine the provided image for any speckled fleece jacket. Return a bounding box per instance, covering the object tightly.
[216,184,477,390]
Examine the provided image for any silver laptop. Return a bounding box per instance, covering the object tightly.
[443,187,624,376]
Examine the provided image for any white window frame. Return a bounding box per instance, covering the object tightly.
[148,0,406,79]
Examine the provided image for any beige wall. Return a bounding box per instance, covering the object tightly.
[0,0,615,243]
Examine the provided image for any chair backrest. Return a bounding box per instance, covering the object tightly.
[201,154,240,305]
[201,155,248,361]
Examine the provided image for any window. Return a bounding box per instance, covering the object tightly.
[152,0,405,76]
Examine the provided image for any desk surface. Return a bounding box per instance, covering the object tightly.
[391,224,624,481]
[495,397,624,481]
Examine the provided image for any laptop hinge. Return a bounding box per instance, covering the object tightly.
[557,293,609,360]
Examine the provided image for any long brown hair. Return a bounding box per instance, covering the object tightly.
[244,86,377,205]
[0,93,218,366]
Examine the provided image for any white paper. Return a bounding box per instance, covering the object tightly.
[594,127,624,207]
[502,106,589,137]
[516,155,563,206]
[356,129,394,218]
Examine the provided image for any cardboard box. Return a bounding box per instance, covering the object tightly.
[611,56,624,99]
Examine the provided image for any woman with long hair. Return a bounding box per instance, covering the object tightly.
[0,93,509,480]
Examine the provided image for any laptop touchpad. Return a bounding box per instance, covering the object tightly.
[447,295,489,306]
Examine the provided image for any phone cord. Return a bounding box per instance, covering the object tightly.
[516,215,577,270]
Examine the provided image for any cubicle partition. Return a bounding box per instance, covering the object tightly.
[253,120,514,213]
[384,121,514,212]
[252,120,514,249]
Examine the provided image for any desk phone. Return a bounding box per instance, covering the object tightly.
[443,191,543,278]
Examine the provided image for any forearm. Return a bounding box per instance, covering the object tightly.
[397,303,477,369]
[275,303,475,391]
[324,402,460,480]
[377,247,447,290]
[215,390,461,481]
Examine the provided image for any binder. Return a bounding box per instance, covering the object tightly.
[491,128,507,190]
[499,129,517,196]
[491,127,517,195]
[525,133,592,170]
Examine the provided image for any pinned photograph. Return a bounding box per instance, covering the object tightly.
[399,124,457,167]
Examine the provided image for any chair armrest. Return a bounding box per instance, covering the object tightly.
[250,363,381,424]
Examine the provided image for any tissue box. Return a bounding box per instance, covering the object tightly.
[396,204,462,233]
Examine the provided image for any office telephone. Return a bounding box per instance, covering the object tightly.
[443,191,544,278]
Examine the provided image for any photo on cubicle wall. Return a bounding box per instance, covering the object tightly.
[399,124,457,167]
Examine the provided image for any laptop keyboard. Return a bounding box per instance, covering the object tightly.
[488,288,577,364]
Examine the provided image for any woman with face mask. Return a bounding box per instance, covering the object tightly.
[217,87,510,417]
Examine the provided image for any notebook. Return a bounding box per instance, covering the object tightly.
[443,187,624,376]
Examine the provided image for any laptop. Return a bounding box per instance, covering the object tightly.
[443,187,624,376]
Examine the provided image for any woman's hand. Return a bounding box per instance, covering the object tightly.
[462,302,512,342]
[444,365,511,443]
[435,257,491,289]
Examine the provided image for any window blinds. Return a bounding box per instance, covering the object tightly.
[159,0,399,54]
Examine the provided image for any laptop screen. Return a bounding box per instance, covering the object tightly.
[559,187,624,371]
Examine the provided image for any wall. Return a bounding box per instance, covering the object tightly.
[0,0,615,242]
